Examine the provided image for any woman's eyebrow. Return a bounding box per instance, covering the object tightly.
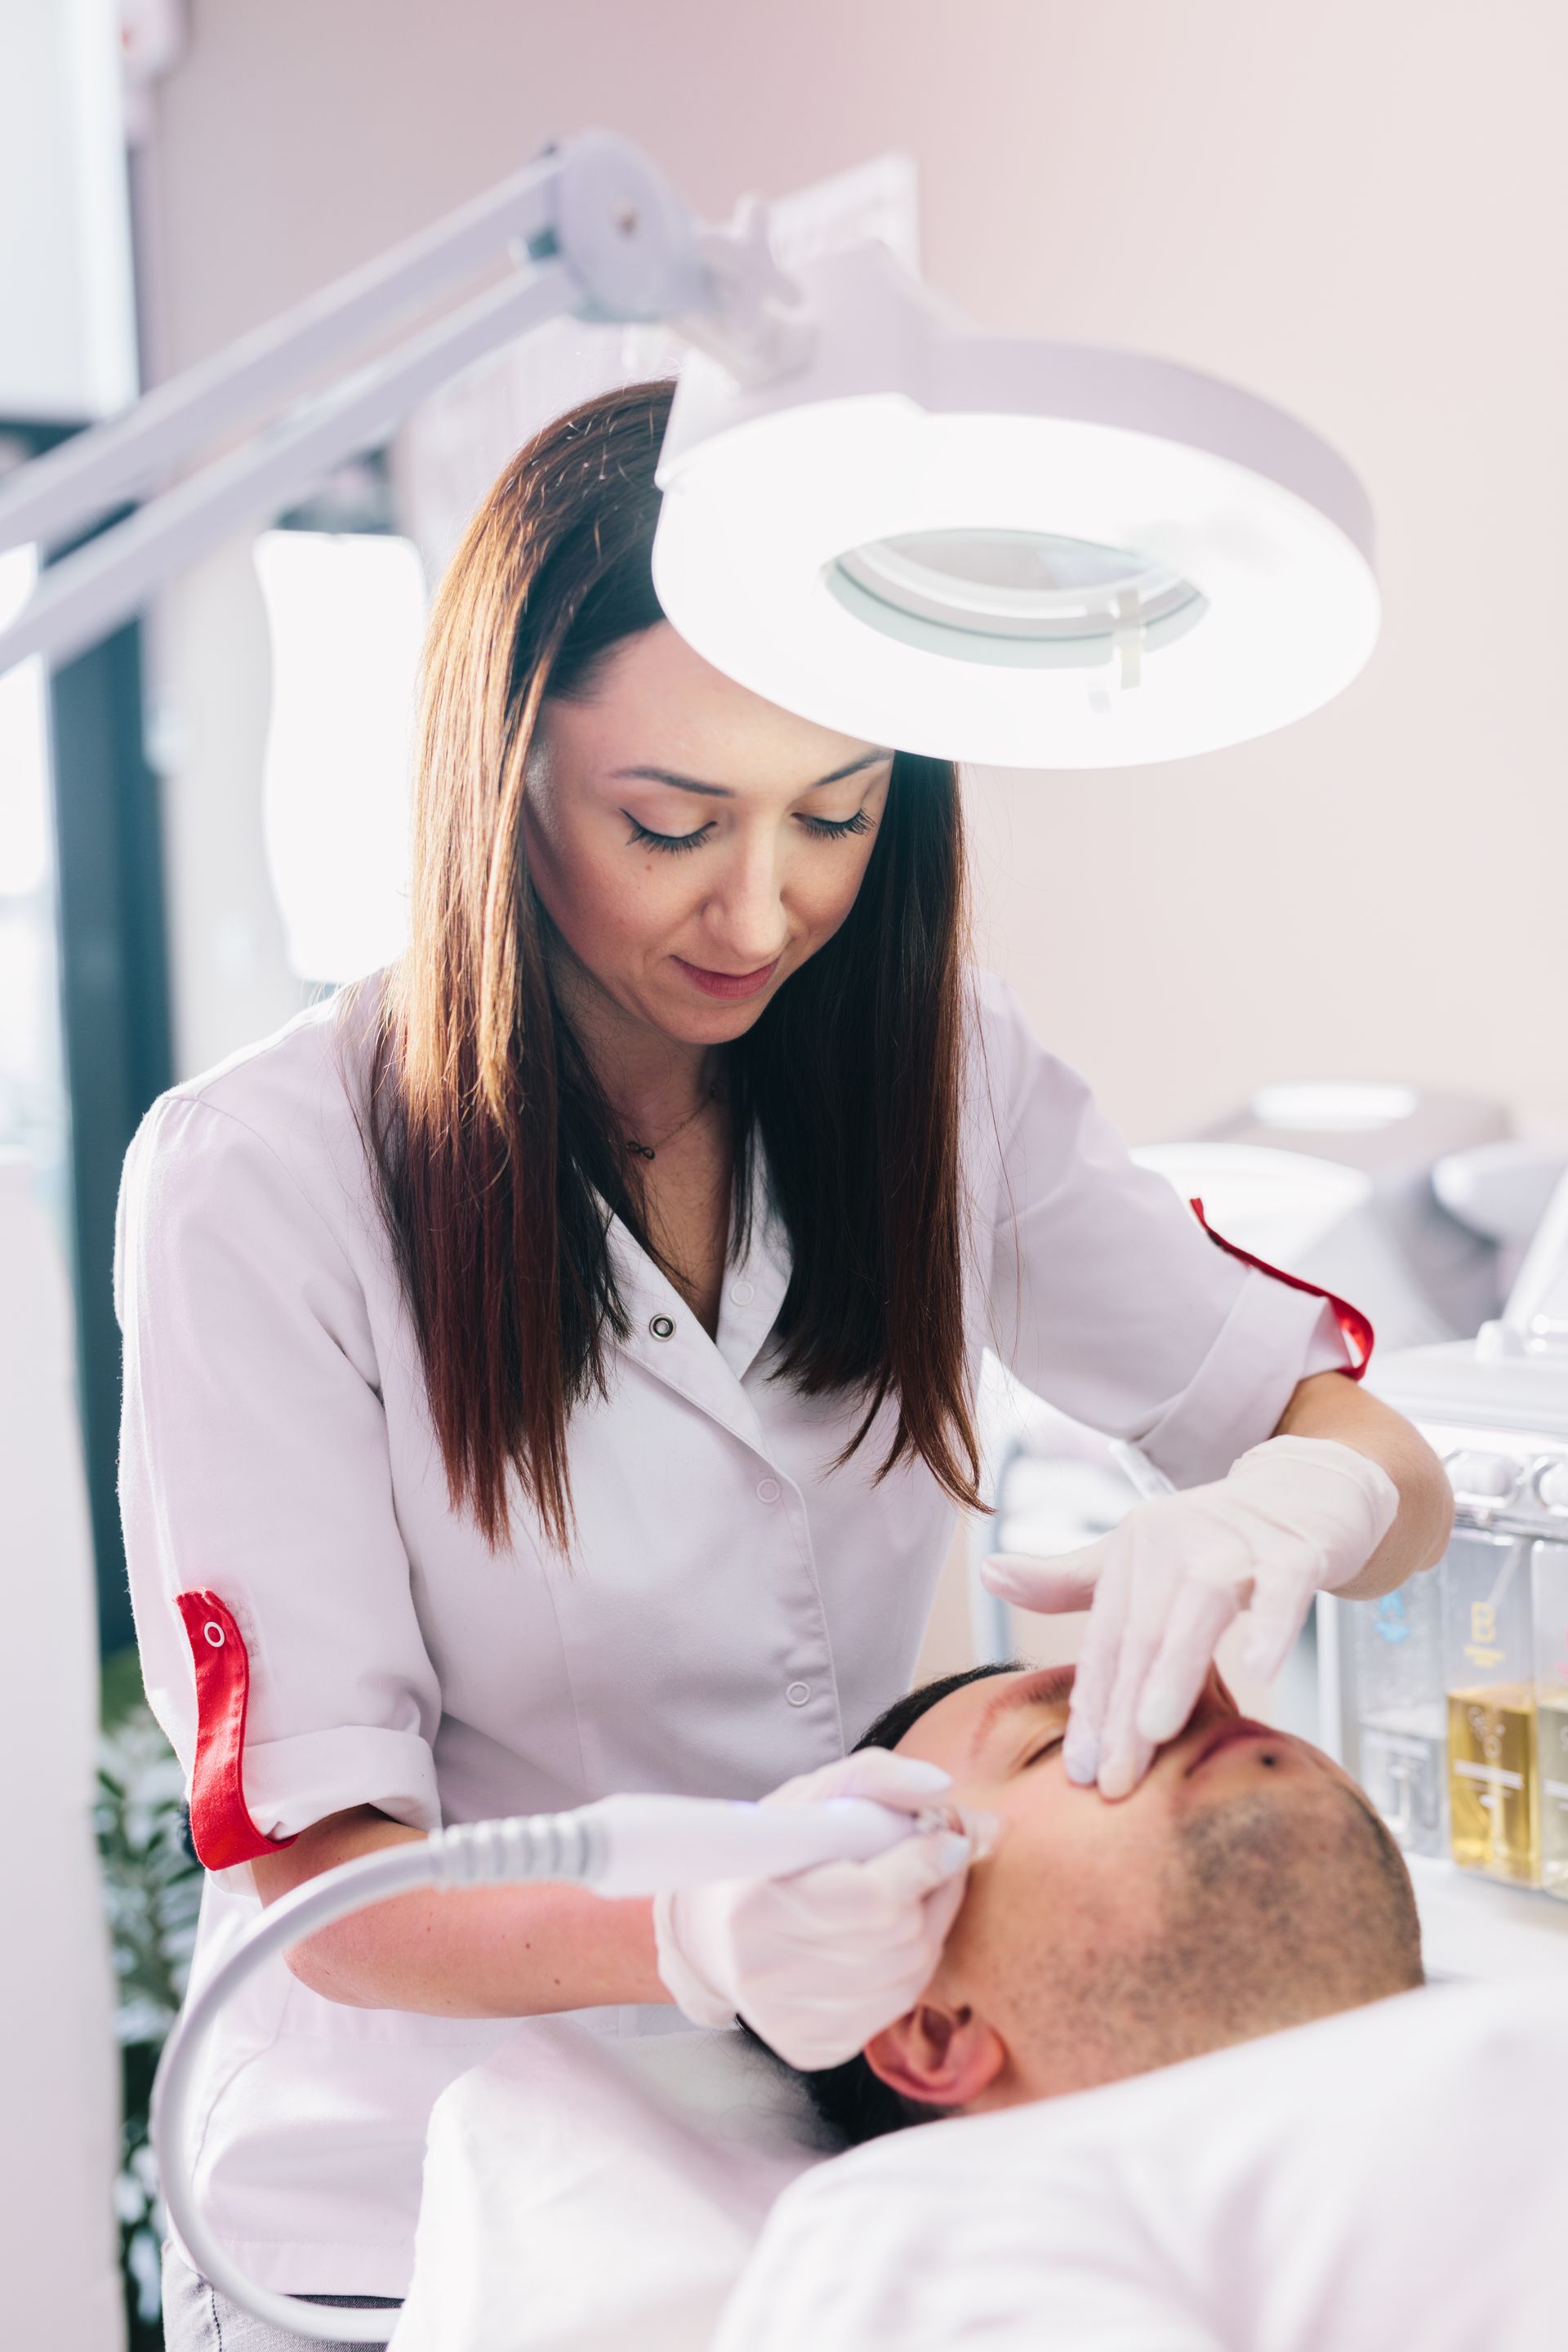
[608,750,892,800]
[967,1666,1076,1764]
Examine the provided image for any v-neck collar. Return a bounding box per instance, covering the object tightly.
[713,1140,792,1384]
[604,1137,793,1450]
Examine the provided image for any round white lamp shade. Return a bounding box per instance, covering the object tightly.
[653,243,1378,769]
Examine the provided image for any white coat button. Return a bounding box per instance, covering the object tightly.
[648,1315,675,1340]
[756,1477,781,1503]
[732,1279,755,1303]
[786,1682,812,1707]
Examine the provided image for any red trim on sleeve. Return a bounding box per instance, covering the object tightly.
[1189,1198,1374,1382]
[174,1591,298,1869]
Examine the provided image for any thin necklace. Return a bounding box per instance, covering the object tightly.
[624,1077,725,1162]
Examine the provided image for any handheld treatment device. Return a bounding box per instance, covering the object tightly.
[154,1790,987,2341]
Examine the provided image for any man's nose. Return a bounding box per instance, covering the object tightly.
[1169,1665,1236,1748]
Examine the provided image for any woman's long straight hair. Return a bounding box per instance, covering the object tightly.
[368,379,981,1548]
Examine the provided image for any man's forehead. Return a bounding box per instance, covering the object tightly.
[897,1665,1076,1766]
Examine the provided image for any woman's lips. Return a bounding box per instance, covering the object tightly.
[671,956,779,1001]
[1184,1718,1281,1776]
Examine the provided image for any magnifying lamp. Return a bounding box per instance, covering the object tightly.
[656,239,1376,767]
[0,128,1376,767]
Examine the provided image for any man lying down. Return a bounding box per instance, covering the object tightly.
[713,1662,1565,2352]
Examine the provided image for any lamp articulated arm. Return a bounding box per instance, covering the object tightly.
[0,129,813,679]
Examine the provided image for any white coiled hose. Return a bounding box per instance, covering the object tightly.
[154,1790,964,2341]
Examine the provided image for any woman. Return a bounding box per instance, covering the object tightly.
[121,381,1450,2349]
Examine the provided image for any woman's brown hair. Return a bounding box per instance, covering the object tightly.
[368,378,981,1548]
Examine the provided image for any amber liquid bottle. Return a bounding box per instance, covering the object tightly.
[1446,1686,1539,1885]
[1535,1694,1568,1895]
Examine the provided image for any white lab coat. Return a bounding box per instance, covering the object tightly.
[115,968,1347,2295]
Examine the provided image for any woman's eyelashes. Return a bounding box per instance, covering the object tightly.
[626,815,711,856]
[800,808,874,841]
[1022,1731,1067,1772]
[622,808,875,855]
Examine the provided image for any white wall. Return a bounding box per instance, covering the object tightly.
[0,1160,124,2351]
[0,0,136,421]
[135,0,1568,1133]
[146,538,306,1077]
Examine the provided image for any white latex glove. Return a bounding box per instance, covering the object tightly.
[982,1434,1400,1800]
[653,1748,977,2069]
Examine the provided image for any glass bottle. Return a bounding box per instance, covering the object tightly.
[1348,1574,1447,1856]
[1441,1528,1539,1886]
[1531,1539,1568,1898]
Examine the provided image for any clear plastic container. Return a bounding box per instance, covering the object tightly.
[1441,1528,1539,1886]
[1530,1538,1568,1899]
[1348,1575,1447,1856]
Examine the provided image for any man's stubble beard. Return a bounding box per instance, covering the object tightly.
[1005,1785,1392,2096]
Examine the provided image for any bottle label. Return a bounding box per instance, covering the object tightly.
[1453,1758,1524,1791]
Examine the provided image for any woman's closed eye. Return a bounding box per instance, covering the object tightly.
[1022,1731,1067,1771]
[798,808,875,841]
[625,815,713,856]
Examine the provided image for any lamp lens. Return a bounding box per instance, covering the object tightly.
[826,528,1205,670]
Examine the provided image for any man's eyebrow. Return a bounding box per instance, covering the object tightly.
[607,750,892,800]
[968,1666,1076,1763]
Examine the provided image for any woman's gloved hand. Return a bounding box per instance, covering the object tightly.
[653,1748,976,2069]
[982,1434,1400,1801]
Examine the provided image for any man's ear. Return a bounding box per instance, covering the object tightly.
[862,2000,1006,2110]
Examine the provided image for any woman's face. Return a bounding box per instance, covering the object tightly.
[523,621,894,1045]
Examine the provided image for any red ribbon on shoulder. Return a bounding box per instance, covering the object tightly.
[174,1591,298,1869]
[1189,1197,1374,1381]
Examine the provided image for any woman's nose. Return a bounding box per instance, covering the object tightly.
[702,838,790,965]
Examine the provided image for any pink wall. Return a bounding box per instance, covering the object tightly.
[138,1,1568,1137]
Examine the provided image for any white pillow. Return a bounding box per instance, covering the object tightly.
[390,2016,825,2352]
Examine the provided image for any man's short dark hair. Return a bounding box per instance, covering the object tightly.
[751,1661,1025,2149]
